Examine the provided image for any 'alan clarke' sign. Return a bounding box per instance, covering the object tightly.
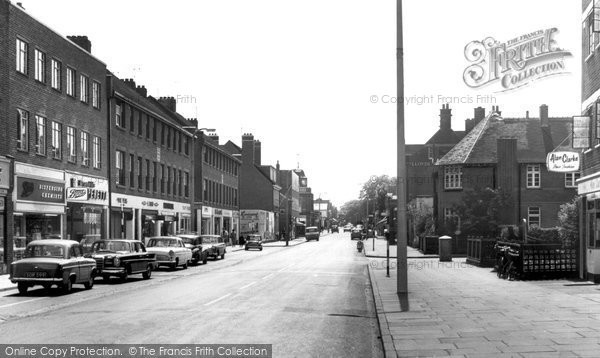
[546,151,580,172]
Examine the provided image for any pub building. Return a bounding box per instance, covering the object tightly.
[65,172,108,242]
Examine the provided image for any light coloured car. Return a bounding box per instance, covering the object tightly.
[10,239,96,294]
[198,235,227,260]
[146,236,192,270]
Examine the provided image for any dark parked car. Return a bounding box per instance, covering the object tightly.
[305,226,320,241]
[351,229,363,240]
[90,240,156,281]
[331,225,339,233]
[245,234,263,251]
[177,234,210,265]
[10,240,96,294]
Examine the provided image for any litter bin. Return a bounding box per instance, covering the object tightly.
[439,235,452,262]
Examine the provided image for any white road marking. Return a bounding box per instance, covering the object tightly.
[0,297,45,309]
[284,271,356,276]
[239,282,257,290]
[261,273,274,280]
[203,293,232,306]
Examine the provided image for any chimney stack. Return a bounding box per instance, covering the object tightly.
[158,97,176,112]
[67,35,92,53]
[439,104,452,131]
[492,105,502,116]
[186,118,198,129]
[136,85,147,97]
[241,133,255,165]
[254,140,262,166]
[540,104,549,127]
[208,133,219,144]
[474,107,485,122]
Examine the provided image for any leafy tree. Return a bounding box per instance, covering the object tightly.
[557,196,579,247]
[359,175,396,214]
[454,187,512,237]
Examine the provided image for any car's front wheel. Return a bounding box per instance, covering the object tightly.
[62,278,73,294]
[221,252,225,259]
[17,283,28,295]
[183,260,188,269]
[84,273,94,290]
[142,265,152,279]
[202,254,208,265]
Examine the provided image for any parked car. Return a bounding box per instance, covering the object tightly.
[343,224,353,232]
[245,234,263,251]
[351,229,363,240]
[177,234,210,265]
[79,235,102,254]
[146,236,192,269]
[305,226,320,241]
[331,225,339,233]
[90,239,156,281]
[10,239,96,295]
[198,235,227,260]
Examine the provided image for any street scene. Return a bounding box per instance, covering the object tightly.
[1,0,600,358]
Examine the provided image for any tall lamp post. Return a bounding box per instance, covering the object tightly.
[183,126,215,235]
[396,0,408,294]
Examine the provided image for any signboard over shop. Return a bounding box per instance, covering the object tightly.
[546,151,580,172]
[17,177,65,203]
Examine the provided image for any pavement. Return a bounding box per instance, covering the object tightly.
[364,237,438,259]
[368,253,600,357]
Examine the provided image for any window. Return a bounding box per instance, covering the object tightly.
[167,127,171,148]
[80,131,89,165]
[203,178,208,201]
[234,188,238,206]
[152,118,157,142]
[138,112,143,136]
[526,164,541,188]
[184,172,189,198]
[590,17,595,56]
[129,154,135,188]
[51,59,61,90]
[444,208,460,229]
[444,166,462,189]
[174,131,178,152]
[174,169,178,196]
[115,103,123,127]
[137,157,143,189]
[161,164,165,194]
[16,39,28,74]
[92,136,101,168]
[167,167,171,195]
[152,162,157,192]
[79,75,89,103]
[184,137,189,155]
[66,67,75,97]
[35,115,46,155]
[51,121,62,159]
[528,207,541,227]
[67,127,76,162]
[17,109,29,151]
[130,108,136,133]
[161,123,165,145]
[116,150,125,185]
[92,81,100,109]
[565,172,581,188]
[34,49,45,82]
[146,159,150,190]
[145,114,150,139]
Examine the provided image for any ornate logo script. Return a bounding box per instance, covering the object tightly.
[463,28,571,92]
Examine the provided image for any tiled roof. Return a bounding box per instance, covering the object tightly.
[436,114,572,165]
[425,129,465,145]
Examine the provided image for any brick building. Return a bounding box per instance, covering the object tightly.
[435,105,575,235]
[0,1,109,273]
[294,168,314,228]
[223,134,280,240]
[190,129,240,238]
[106,76,193,243]
[576,0,600,282]
[277,166,301,238]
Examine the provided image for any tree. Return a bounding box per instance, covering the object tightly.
[453,187,512,237]
[359,175,396,215]
[557,196,579,247]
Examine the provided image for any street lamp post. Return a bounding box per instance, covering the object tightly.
[397,0,408,294]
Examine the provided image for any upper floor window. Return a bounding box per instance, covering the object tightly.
[17,109,29,151]
[51,121,62,160]
[526,164,541,188]
[51,59,61,90]
[92,81,100,109]
[565,172,581,188]
[16,39,28,75]
[116,150,125,185]
[35,115,46,155]
[92,136,101,169]
[129,154,135,188]
[67,126,76,163]
[80,131,90,166]
[66,67,75,97]
[528,207,541,228]
[79,75,89,103]
[115,103,124,128]
[589,16,595,56]
[34,49,46,82]
[444,166,462,189]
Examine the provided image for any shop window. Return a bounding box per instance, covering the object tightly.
[14,214,62,247]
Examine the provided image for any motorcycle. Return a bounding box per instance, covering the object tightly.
[357,239,364,253]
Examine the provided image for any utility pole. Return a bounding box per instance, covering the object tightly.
[396,0,408,294]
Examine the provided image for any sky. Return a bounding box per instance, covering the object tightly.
[20,0,581,208]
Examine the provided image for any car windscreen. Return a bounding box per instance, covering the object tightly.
[180,238,198,245]
[92,241,130,252]
[147,238,180,247]
[24,245,66,258]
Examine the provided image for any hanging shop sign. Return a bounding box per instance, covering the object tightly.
[546,151,580,172]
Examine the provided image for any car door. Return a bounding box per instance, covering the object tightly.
[70,246,83,283]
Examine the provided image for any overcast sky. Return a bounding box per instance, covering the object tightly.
[22,0,581,207]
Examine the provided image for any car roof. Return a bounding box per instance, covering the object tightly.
[177,234,200,238]
[149,236,181,240]
[97,239,137,243]
[306,226,318,229]
[28,239,78,247]
[199,234,221,238]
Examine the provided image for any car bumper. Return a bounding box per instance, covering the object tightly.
[11,277,63,283]
[99,267,126,275]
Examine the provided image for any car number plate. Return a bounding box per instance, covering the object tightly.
[26,271,47,278]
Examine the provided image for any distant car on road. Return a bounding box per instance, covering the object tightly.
[245,234,263,251]
[351,229,363,240]
[90,239,156,281]
[10,239,96,294]
[177,234,211,265]
[146,236,192,270]
[305,226,320,241]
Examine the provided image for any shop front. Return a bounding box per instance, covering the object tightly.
[111,194,191,244]
[578,173,600,282]
[14,164,66,256]
[0,158,10,274]
[200,206,213,234]
[65,173,108,243]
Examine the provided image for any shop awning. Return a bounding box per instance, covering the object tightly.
[376,218,387,226]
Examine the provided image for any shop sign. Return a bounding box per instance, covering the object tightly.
[17,177,64,203]
[66,187,108,202]
[222,210,233,217]
[214,209,223,216]
[202,207,213,217]
[141,201,159,208]
[579,175,600,195]
[164,203,174,210]
[0,160,10,190]
[546,151,580,172]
